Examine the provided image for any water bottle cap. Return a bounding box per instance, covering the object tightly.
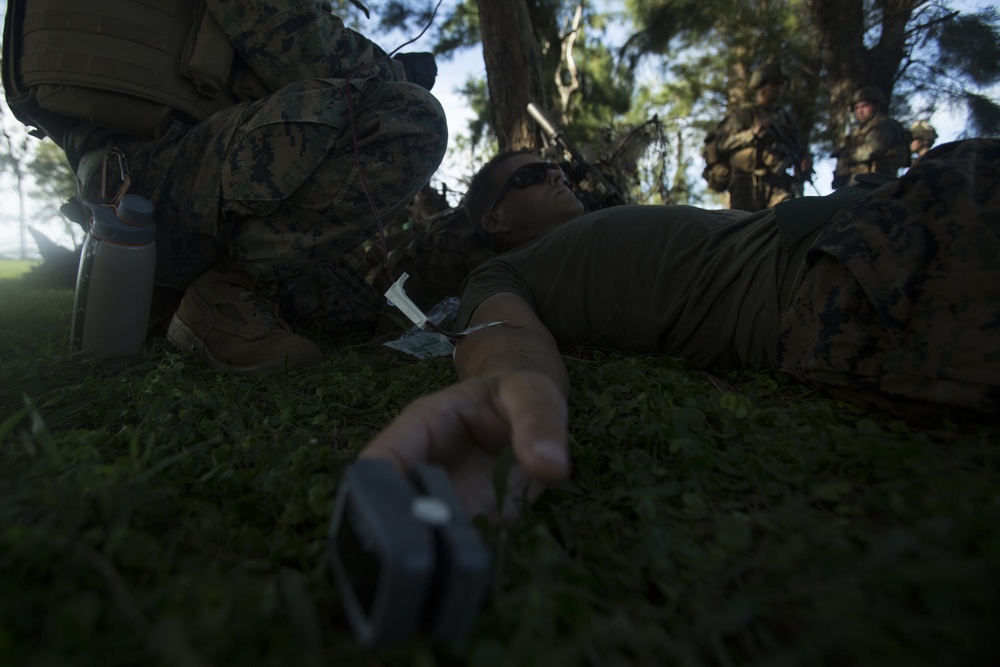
[117,194,155,225]
[84,197,156,245]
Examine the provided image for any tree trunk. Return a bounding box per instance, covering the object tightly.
[476,0,547,151]
[808,0,920,147]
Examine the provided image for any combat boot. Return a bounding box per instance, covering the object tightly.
[167,267,323,372]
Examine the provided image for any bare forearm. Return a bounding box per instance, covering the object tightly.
[454,293,571,398]
[361,292,572,518]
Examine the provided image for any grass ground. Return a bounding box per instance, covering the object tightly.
[0,259,38,279]
[1,258,998,667]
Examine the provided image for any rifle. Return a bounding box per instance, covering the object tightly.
[764,111,814,192]
[526,102,628,209]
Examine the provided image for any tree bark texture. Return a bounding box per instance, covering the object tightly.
[476,0,547,151]
[808,0,922,147]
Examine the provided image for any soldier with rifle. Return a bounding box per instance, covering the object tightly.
[831,87,909,188]
[710,63,813,211]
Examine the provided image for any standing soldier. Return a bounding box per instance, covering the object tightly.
[832,87,909,188]
[709,63,812,212]
[909,120,938,162]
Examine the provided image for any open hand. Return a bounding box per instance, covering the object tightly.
[359,371,570,522]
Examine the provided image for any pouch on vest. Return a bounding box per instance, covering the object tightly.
[701,129,730,192]
[3,0,270,141]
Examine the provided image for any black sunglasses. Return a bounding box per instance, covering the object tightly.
[487,162,567,214]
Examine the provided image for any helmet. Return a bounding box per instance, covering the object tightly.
[749,63,785,91]
[910,120,938,142]
[851,86,888,109]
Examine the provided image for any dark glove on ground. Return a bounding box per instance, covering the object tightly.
[394,52,438,91]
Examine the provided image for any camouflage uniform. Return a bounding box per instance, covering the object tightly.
[716,103,805,212]
[907,120,938,167]
[778,138,1000,419]
[374,206,498,312]
[64,0,448,333]
[831,112,909,189]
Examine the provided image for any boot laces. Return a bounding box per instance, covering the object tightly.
[239,289,283,327]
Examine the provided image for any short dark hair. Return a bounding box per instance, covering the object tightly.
[464,149,538,247]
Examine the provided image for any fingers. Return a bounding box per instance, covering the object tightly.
[360,372,570,481]
[495,372,570,483]
[356,372,571,522]
[359,382,499,472]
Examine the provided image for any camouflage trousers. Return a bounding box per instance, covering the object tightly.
[777,138,1000,419]
[97,77,447,334]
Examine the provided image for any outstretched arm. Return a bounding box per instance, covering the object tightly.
[360,292,572,521]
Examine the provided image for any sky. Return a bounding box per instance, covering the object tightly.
[0,1,988,258]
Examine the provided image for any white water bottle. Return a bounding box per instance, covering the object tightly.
[71,194,157,363]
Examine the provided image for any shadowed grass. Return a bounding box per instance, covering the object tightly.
[1,258,998,667]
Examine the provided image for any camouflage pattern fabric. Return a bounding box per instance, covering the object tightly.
[716,104,804,211]
[69,1,447,334]
[372,206,498,312]
[777,138,1000,420]
[831,112,909,188]
[203,0,409,87]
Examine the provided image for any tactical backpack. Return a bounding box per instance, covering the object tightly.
[2,0,269,141]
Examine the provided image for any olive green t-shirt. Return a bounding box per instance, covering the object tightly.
[458,205,782,370]
[457,184,877,370]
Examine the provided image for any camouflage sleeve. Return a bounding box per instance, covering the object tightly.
[205,0,407,90]
[716,108,757,153]
[849,117,898,165]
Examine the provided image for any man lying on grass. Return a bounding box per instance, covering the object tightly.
[362,139,1000,520]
